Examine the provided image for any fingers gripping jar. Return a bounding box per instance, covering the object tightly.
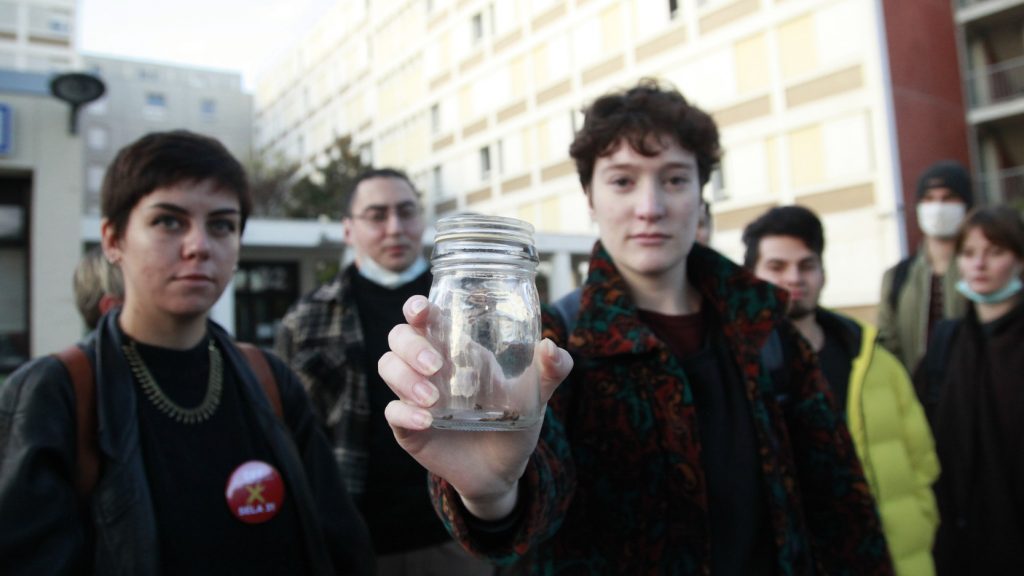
[426,213,542,431]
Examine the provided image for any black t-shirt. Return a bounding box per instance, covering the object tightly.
[352,270,449,554]
[130,335,308,576]
[815,311,861,415]
[639,308,777,576]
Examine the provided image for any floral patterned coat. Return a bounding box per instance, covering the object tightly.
[431,242,893,575]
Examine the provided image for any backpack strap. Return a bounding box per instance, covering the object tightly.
[888,256,914,311]
[56,341,283,501]
[551,287,583,335]
[54,345,100,499]
[237,343,283,420]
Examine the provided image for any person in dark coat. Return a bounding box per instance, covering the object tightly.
[376,79,893,575]
[914,204,1024,575]
[0,131,373,576]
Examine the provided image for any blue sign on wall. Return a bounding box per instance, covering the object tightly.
[0,103,11,156]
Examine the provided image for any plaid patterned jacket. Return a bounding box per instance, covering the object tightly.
[275,265,371,499]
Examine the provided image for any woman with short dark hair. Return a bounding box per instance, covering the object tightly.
[0,131,373,576]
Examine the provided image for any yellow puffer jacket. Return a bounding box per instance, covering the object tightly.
[847,320,940,576]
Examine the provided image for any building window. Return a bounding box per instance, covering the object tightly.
[87,96,108,116]
[144,92,167,119]
[87,165,106,193]
[433,165,444,197]
[137,67,159,81]
[86,127,108,151]
[200,99,217,122]
[0,182,29,374]
[27,6,71,40]
[709,168,727,202]
[471,12,484,44]
[668,0,679,19]
[430,103,441,134]
[479,147,491,180]
[233,262,299,347]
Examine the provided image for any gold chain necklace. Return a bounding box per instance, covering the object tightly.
[123,339,223,425]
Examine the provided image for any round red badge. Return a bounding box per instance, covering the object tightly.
[225,460,285,524]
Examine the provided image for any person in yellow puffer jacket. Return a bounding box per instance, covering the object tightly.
[744,205,940,576]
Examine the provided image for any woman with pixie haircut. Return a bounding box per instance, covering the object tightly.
[0,131,373,576]
[376,80,892,574]
[914,204,1024,575]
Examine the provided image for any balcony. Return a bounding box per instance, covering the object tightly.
[978,165,1024,208]
[956,0,1024,25]
[966,56,1024,123]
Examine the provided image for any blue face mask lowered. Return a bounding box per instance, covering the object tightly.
[955,277,1024,305]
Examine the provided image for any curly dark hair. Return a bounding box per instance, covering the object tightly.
[568,78,721,190]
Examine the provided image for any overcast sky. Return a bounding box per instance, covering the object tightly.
[77,0,335,90]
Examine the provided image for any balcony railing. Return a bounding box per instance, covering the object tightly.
[957,0,1023,8]
[967,55,1024,109]
[978,166,1024,208]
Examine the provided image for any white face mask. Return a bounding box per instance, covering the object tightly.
[917,202,966,238]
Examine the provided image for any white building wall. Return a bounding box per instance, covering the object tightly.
[254,0,903,312]
[0,86,84,357]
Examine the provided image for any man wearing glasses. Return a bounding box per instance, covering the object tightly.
[276,168,491,575]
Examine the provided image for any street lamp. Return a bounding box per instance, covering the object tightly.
[49,72,106,135]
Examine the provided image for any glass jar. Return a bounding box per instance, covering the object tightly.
[425,213,542,431]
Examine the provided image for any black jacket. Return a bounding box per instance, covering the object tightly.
[0,313,373,575]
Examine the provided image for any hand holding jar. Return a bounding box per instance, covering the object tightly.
[378,215,573,519]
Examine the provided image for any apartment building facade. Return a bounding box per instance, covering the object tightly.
[254,0,969,320]
[956,0,1024,209]
[79,55,254,214]
[0,0,77,73]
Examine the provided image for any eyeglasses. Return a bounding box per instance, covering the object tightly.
[350,202,422,226]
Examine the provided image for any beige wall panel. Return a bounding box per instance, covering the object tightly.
[495,29,524,55]
[537,78,572,105]
[502,174,533,194]
[433,133,455,152]
[437,198,458,215]
[460,52,484,74]
[796,184,874,214]
[778,15,817,81]
[788,125,824,188]
[532,45,547,85]
[582,54,625,86]
[716,202,778,232]
[540,195,562,231]
[541,159,577,182]
[700,0,760,36]
[636,27,687,63]
[430,70,451,91]
[533,2,567,33]
[601,4,624,54]
[498,99,528,123]
[785,65,862,108]
[713,95,771,128]
[463,118,488,138]
[467,186,492,205]
[734,33,769,95]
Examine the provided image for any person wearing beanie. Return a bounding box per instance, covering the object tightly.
[877,160,970,371]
